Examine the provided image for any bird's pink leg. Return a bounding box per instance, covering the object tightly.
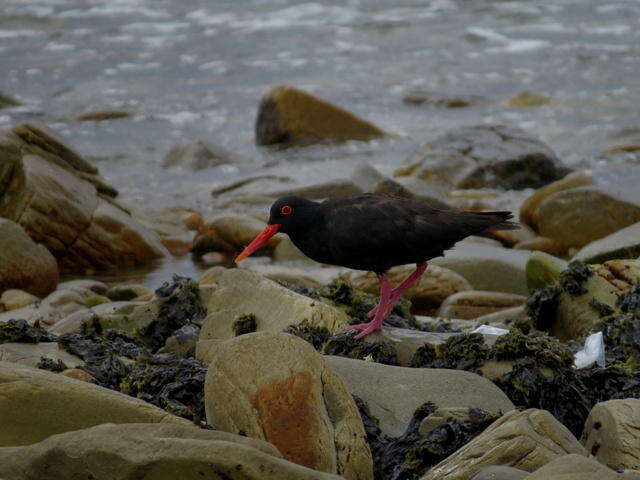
[347,275,393,339]
[366,262,428,318]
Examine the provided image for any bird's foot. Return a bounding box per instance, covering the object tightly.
[366,292,401,318]
[346,320,383,339]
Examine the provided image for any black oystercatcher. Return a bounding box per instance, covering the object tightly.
[235,194,517,339]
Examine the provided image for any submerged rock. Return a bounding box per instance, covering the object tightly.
[255,85,387,146]
[75,109,134,121]
[394,125,568,190]
[506,91,553,108]
[162,139,251,171]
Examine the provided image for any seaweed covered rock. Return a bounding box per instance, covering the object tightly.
[580,399,640,471]
[0,219,59,298]
[338,266,472,316]
[196,269,349,363]
[323,332,399,365]
[255,85,387,146]
[0,361,190,447]
[204,332,373,479]
[489,332,573,370]
[411,333,489,372]
[326,355,513,437]
[0,319,56,344]
[0,423,344,480]
[421,409,586,480]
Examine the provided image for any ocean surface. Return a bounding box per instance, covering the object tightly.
[2,0,640,285]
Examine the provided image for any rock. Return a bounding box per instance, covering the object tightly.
[0,361,191,447]
[421,409,587,480]
[0,91,21,108]
[158,324,199,359]
[580,399,640,471]
[507,91,553,108]
[394,125,568,190]
[339,265,472,315]
[520,171,595,231]
[273,235,310,262]
[105,284,152,302]
[470,466,529,480]
[192,213,281,255]
[524,454,621,480]
[0,342,83,369]
[196,269,349,363]
[437,291,526,320]
[255,85,387,146]
[162,139,251,171]
[57,279,108,295]
[204,332,373,479]
[526,251,568,292]
[200,251,228,267]
[0,289,39,311]
[473,305,527,326]
[325,355,514,437]
[75,109,135,121]
[573,221,640,264]
[211,174,293,198]
[269,179,363,200]
[60,368,95,382]
[419,407,474,435]
[515,237,568,257]
[47,308,95,334]
[0,124,168,270]
[0,423,344,480]
[245,264,335,288]
[431,243,530,295]
[403,90,484,108]
[0,219,59,297]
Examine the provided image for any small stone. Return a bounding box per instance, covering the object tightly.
[84,295,110,308]
[0,290,39,311]
[160,236,193,256]
[200,252,227,267]
[162,140,250,171]
[183,212,204,231]
[75,109,135,121]
[60,368,95,383]
[507,91,553,108]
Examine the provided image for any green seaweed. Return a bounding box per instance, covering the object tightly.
[410,334,488,371]
[559,261,593,297]
[0,319,57,344]
[617,285,640,313]
[489,332,574,370]
[525,285,559,331]
[324,332,399,366]
[599,312,640,365]
[284,320,331,350]
[232,314,257,336]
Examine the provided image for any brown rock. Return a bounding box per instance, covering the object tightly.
[581,399,640,471]
[0,289,39,311]
[422,409,587,480]
[204,332,373,479]
[0,219,58,297]
[160,236,192,256]
[514,237,568,257]
[75,109,134,121]
[162,139,251,171]
[183,211,204,230]
[192,213,281,255]
[60,368,95,382]
[437,291,526,320]
[256,85,387,146]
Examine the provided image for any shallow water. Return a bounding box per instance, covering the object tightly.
[2,0,640,286]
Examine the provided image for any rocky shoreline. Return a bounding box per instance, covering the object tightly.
[1,87,640,479]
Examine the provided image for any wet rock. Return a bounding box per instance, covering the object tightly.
[580,399,640,471]
[431,243,530,295]
[105,284,152,302]
[325,355,514,437]
[75,109,135,121]
[256,85,387,146]
[526,251,568,292]
[507,91,553,108]
[192,213,281,255]
[204,332,373,479]
[0,361,190,447]
[162,139,251,171]
[0,91,21,108]
[0,342,82,369]
[57,279,108,295]
[437,291,526,320]
[339,265,472,316]
[0,123,168,270]
[0,289,39,311]
[421,409,587,480]
[0,219,58,298]
[0,423,344,480]
[394,125,568,190]
[403,90,484,108]
[196,269,349,363]
[211,174,293,198]
[515,236,568,257]
[60,368,95,382]
[469,466,529,480]
[573,221,640,264]
[419,407,475,435]
[524,453,621,480]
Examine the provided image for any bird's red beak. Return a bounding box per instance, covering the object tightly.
[235,224,281,263]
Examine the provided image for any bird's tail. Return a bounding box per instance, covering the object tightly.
[473,210,520,232]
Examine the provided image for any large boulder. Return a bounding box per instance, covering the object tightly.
[0,123,168,270]
[581,399,640,471]
[0,219,58,297]
[255,85,387,146]
[394,125,568,190]
[204,332,373,480]
[325,355,514,437]
[523,454,622,480]
[339,265,472,315]
[196,269,350,363]
[0,423,344,480]
[573,221,640,264]
[162,139,251,171]
[0,361,190,447]
[421,409,587,480]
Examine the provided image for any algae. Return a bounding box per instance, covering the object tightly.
[617,285,640,313]
[284,320,331,350]
[232,314,257,336]
[489,332,573,370]
[324,332,399,365]
[599,312,640,365]
[0,319,57,344]
[525,285,559,331]
[559,261,593,297]
[589,299,615,318]
[37,357,68,372]
[410,334,488,371]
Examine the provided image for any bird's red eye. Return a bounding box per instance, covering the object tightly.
[280,205,293,215]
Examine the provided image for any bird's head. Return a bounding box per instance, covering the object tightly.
[235,195,318,263]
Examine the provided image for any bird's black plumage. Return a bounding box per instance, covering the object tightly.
[268,194,517,274]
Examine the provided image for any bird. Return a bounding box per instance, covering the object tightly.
[235,193,518,339]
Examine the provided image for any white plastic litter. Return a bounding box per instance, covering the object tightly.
[573,331,606,369]
[471,325,509,335]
